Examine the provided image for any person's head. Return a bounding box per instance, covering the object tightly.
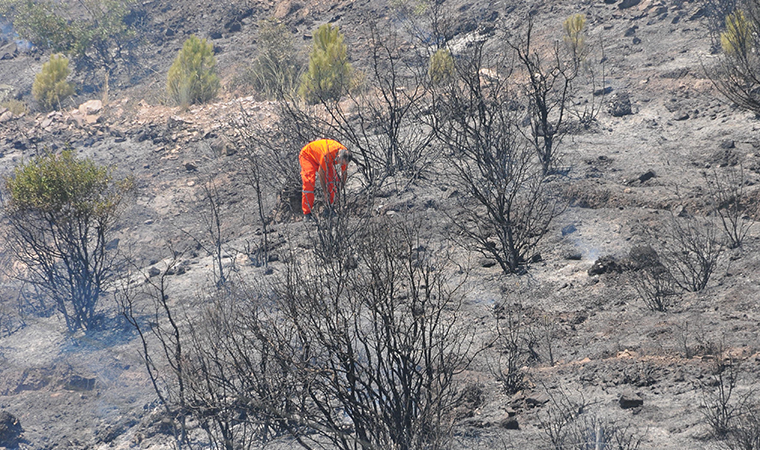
[337,148,353,165]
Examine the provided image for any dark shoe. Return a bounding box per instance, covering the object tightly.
[304,213,314,222]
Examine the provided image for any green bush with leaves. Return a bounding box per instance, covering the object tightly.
[2,0,134,68]
[167,35,220,106]
[248,18,301,99]
[3,0,76,53]
[1,99,28,116]
[2,150,131,331]
[32,54,75,111]
[299,23,353,103]
[428,48,454,85]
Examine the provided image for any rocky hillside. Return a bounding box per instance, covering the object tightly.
[2,0,760,449]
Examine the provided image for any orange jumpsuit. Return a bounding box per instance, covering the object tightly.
[299,139,347,215]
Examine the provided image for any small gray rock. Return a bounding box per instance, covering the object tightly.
[499,416,520,430]
[609,92,633,117]
[638,170,656,183]
[0,411,22,447]
[619,392,644,409]
[479,257,497,268]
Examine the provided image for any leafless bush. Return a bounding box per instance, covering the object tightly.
[626,246,677,312]
[699,354,752,439]
[723,406,760,450]
[641,211,724,296]
[491,304,537,395]
[257,216,472,450]
[123,216,473,450]
[509,18,579,175]
[118,253,191,447]
[660,212,724,292]
[538,388,643,450]
[432,41,563,274]
[704,165,757,249]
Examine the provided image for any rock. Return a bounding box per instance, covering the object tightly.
[594,86,613,96]
[479,257,497,268]
[608,92,633,117]
[79,99,103,115]
[148,267,161,277]
[638,170,656,183]
[0,111,12,123]
[619,392,644,409]
[67,111,85,127]
[499,416,520,430]
[0,84,16,103]
[619,0,641,8]
[524,392,549,407]
[720,139,735,149]
[0,411,23,448]
[674,111,690,121]
[184,161,197,171]
[588,256,622,276]
[274,0,302,19]
[624,26,638,37]
[41,117,53,128]
[0,41,18,60]
[64,375,96,391]
[209,30,223,39]
[565,251,583,261]
[561,224,578,236]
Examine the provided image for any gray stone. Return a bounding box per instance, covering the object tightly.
[638,170,656,183]
[609,92,633,117]
[619,392,644,409]
[479,257,497,268]
[499,416,520,430]
[0,411,22,448]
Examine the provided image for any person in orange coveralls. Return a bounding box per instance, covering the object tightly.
[299,139,352,220]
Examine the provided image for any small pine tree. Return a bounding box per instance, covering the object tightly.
[32,54,75,111]
[428,48,454,85]
[299,23,353,103]
[721,10,753,58]
[563,14,587,61]
[167,35,220,106]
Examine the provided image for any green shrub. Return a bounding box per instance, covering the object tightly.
[299,23,353,103]
[167,35,220,106]
[563,14,587,60]
[5,0,77,53]
[428,48,454,85]
[32,54,75,111]
[1,99,28,116]
[248,18,301,99]
[721,10,753,57]
[3,150,131,331]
